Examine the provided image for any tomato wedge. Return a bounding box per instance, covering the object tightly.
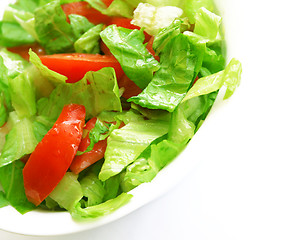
[7,43,45,61]
[118,74,142,99]
[61,2,110,25]
[39,53,124,83]
[70,118,107,174]
[23,104,86,206]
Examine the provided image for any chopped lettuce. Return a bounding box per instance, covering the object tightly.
[129,33,205,112]
[71,193,132,220]
[37,67,122,121]
[182,58,242,102]
[0,191,9,208]
[0,161,36,214]
[49,172,83,211]
[100,25,160,89]
[131,3,183,36]
[34,0,76,54]
[74,24,104,54]
[69,14,95,39]
[0,117,38,168]
[9,71,36,119]
[99,120,169,181]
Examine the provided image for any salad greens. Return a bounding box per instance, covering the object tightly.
[0,0,242,220]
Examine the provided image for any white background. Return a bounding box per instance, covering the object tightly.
[1,0,288,239]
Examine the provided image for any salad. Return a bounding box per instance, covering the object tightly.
[0,0,242,220]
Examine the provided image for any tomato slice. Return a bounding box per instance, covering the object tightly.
[23,104,86,206]
[39,53,124,83]
[118,74,142,99]
[7,43,45,61]
[70,118,107,174]
[61,2,110,25]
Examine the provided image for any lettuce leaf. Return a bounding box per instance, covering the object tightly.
[71,193,132,220]
[0,117,38,168]
[0,21,35,48]
[129,33,205,112]
[0,191,9,208]
[49,172,83,211]
[69,14,95,39]
[182,58,242,102]
[9,71,36,118]
[183,0,214,23]
[74,24,103,54]
[37,67,122,121]
[34,0,76,54]
[99,119,169,181]
[0,161,36,214]
[100,25,160,89]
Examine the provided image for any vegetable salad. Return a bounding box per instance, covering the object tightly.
[0,0,242,220]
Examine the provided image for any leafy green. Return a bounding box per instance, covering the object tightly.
[100,25,160,89]
[49,172,83,211]
[69,14,95,39]
[193,7,222,43]
[131,3,184,36]
[74,24,103,54]
[9,71,36,118]
[0,191,9,208]
[0,161,36,214]
[182,58,242,102]
[71,193,132,220]
[0,117,38,168]
[0,48,29,80]
[29,49,67,85]
[34,0,76,54]
[0,21,35,47]
[129,33,205,112]
[99,119,169,181]
[37,68,122,121]
[121,139,183,192]
[183,0,215,23]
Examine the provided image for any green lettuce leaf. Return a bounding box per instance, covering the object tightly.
[183,0,214,23]
[29,49,67,85]
[0,117,38,168]
[37,67,122,121]
[99,119,169,181]
[74,24,103,54]
[69,14,95,39]
[0,21,35,47]
[121,139,183,192]
[193,7,222,43]
[34,0,77,54]
[100,25,160,89]
[131,3,183,36]
[0,48,29,79]
[71,192,132,220]
[49,172,83,211]
[182,58,242,102]
[9,70,36,118]
[0,191,9,208]
[0,161,36,214]
[129,33,205,112]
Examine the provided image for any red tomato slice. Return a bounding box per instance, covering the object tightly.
[7,43,45,61]
[70,118,107,174]
[102,0,114,7]
[118,74,142,99]
[61,2,110,25]
[23,104,86,206]
[39,53,124,83]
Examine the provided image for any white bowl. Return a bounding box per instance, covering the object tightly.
[0,0,238,236]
